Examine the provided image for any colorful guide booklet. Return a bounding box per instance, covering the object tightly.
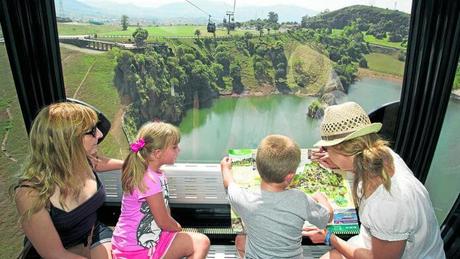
[228,148,359,235]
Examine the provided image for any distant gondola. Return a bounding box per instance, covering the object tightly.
[207,15,216,33]
[207,21,216,33]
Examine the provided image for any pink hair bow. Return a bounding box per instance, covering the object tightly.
[130,138,145,153]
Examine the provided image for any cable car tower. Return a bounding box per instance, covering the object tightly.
[225,0,236,34]
[184,0,216,34]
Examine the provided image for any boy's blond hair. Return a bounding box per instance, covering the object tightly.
[256,134,300,183]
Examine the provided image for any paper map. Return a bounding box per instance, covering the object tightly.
[228,148,359,235]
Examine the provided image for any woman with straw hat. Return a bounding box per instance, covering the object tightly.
[303,102,445,258]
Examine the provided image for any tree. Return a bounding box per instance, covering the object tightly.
[194,29,201,39]
[132,27,148,47]
[268,11,278,25]
[121,15,129,31]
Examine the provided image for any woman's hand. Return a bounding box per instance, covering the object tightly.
[309,148,338,169]
[302,226,327,244]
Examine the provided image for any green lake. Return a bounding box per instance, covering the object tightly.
[178,77,460,222]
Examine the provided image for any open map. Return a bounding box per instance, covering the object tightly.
[228,148,359,235]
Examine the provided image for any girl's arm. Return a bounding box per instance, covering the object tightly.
[15,188,86,259]
[89,154,123,172]
[146,192,182,232]
[303,228,406,259]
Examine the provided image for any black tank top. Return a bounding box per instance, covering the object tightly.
[20,173,106,258]
[49,173,105,247]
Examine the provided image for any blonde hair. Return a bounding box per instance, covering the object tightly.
[256,135,301,183]
[122,121,180,194]
[12,102,98,222]
[332,133,394,204]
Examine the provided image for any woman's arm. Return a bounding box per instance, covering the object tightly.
[303,227,406,259]
[15,188,86,259]
[146,193,181,232]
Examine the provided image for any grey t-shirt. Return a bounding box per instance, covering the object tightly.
[228,183,330,259]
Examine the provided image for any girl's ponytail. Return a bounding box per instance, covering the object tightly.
[121,122,180,194]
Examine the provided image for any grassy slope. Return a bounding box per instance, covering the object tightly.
[61,46,128,158]
[364,34,405,50]
[285,42,332,95]
[0,45,126,258]
[58,23,259,39]
[364,52,405,76]
[0,44,27,257]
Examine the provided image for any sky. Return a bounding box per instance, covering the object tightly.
[88,0,412,13]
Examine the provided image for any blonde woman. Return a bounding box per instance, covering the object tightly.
[12,102,123,258]
[304,102,445,259]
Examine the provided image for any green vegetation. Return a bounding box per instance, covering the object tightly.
[57,23,119,35]
[0,44,28,257]
[454,65,460,90]
[364,34,406,50]
[364,52,405,76]
[97,25,259,39]
[302,5,409,41]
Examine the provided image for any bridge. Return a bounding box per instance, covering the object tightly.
[58,35,137,51]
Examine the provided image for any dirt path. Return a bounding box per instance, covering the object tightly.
[1,106,17,162]
[72,60,96,98]
[110,105,128,157]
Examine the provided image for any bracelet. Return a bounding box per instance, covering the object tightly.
[324,230,333,246]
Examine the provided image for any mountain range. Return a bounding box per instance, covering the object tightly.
[56,0,317,24]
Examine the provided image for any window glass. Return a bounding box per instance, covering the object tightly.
[0,26,28,256]
[425,61,460,223]
[58,0,411,163]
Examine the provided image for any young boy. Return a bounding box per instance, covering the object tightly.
[220,134,333,259]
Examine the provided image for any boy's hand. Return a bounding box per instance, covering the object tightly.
[302,226,326,244]
[220,157,234,189]
[220,156,232,172]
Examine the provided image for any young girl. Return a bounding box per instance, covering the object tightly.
[112,122,210,259]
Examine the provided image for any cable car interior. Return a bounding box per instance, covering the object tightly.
[0,0,459,258]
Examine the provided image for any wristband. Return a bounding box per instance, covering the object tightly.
[324,230,333,246]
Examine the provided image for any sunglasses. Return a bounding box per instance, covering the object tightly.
[84,125,98,137]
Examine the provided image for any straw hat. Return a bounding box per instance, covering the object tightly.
[314,102,382,147]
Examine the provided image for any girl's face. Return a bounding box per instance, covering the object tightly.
[82,126,103,155]
[325,146,354,171]
[160,143,180,165]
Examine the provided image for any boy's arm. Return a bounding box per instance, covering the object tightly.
[220,157,234,189]
[311,192,334,223]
